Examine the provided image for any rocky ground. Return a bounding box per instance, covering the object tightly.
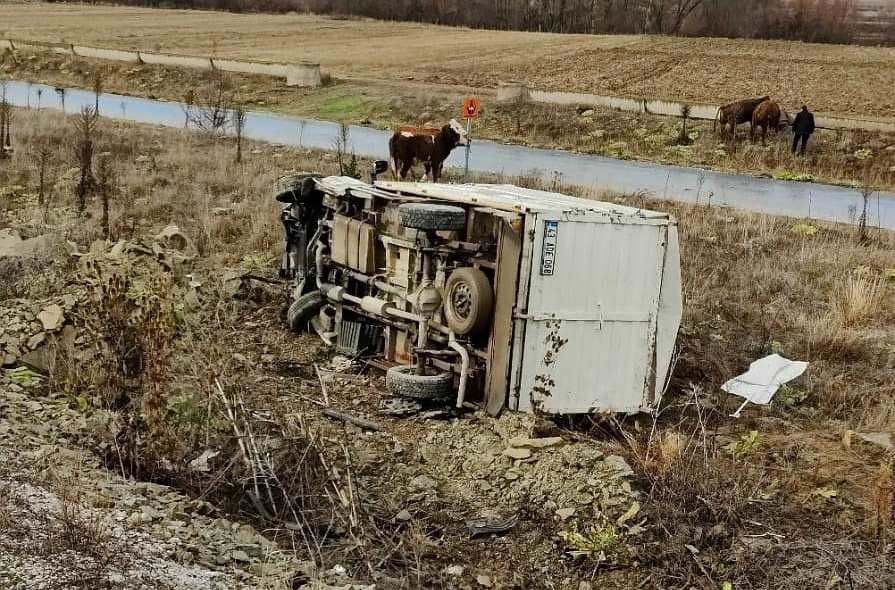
[0,230,305,589]
[0,377,299,589]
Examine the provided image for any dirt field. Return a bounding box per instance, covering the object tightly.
[4,1,895,117]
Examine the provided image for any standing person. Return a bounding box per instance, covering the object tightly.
[791,105,815,156]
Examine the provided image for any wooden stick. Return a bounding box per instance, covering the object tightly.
[323,408,381,431]
[315,363,330,406]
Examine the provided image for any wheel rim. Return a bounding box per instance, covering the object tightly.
[450,281,473,320]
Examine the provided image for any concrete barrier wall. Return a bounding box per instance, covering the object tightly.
[816,116,895,132]
[73,45,141,63]
[532,89,718,120]
[644,100,718,120]
[138,52,213,70]
[213,58,286,78]
[496,81,531,103]
[285,63,321,87]
[11,40,62,54]
[2,38,322,88]
[530,89,895,133]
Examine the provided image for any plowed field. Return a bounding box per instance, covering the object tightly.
[4,1,895,116]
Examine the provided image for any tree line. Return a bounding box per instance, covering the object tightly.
[82,0,893,45]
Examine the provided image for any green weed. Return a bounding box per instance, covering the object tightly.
[559,518,620,559]
[724,430,761,456]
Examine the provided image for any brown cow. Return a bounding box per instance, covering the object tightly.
[714,96,770,139]
[389,119,467,182]
[750,99,784,144]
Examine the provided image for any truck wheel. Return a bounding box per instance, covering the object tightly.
[287,291,324,332]
[275,172,320,203]
[398,203,466,231]
[444,267,493,336]
[386,365,454,400]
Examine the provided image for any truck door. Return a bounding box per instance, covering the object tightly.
[514,213,668,414]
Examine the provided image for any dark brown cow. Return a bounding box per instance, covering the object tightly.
[750,99,784,144]
[714,96,770,139]
[389,119,467,182]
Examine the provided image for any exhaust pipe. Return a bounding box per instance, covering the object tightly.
[449,333,470,409]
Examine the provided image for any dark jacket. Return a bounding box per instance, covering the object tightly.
[793,109,815,135]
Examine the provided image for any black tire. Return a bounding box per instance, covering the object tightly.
[386,365,454,400]
[275,173,320,203]
[287,291,324,332]
[398,203,466,231]
[444,267,493,336]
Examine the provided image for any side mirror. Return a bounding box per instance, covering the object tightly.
[370,160,389,182]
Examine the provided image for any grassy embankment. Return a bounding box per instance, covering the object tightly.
[4,49,895,191]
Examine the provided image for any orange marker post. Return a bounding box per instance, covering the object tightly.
[461,97,481,179]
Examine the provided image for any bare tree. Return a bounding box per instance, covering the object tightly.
[297,119,307,147]
[92,69,106,115]
[74,107,99,214]
[183,70,233,136]
[232,105,247,163]
[670,0,705,33]
[0,106,8,159]
[181,89,195,129]
[646,0,665,32]
[95,152,116,239]
[857,178,875,244]
[676,103,693,145]
[0,80,10,158]
[333,123,358,177]
[33,146,54,206]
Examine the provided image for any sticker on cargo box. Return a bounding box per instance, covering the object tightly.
[540,220,558,276]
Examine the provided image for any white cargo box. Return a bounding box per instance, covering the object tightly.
[377,182,682,415]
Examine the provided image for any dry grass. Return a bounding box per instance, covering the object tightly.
[489,102,895,189]
[3,2,895,116]
[3,106,895,586]
[0,108,348,269]
[833,273,885,326]
[2,105,893,423]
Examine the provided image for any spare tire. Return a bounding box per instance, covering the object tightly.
[287,291,324,332]
[444,267,494,336]
[398,203,466,231]
[386,365,454,400]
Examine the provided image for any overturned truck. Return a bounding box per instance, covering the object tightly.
[277,171,682,415]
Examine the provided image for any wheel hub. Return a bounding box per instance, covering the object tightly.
[450,282,473,319]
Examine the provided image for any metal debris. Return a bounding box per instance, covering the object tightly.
[322,408,382,431]
[378,397,423,416]
[465,514,519,538]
